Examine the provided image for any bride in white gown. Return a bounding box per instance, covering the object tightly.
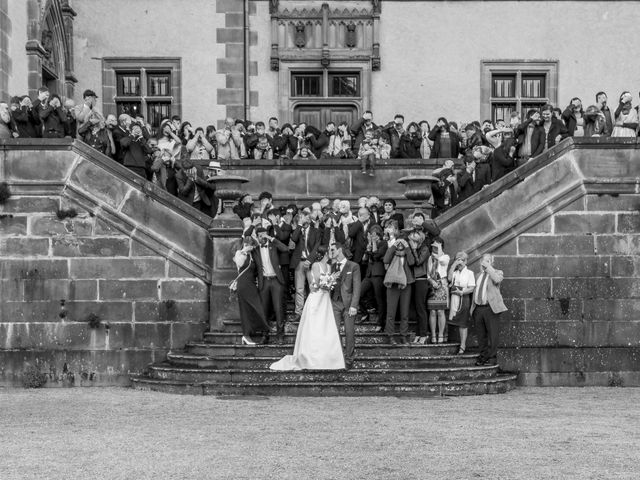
[270,246,346,371]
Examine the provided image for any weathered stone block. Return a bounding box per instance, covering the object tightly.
[618,213,640,233]
[0,216,27,235]
[0,279,23,301]
[119,189,209,263]
[500,298,525,322]
[225,73,244,88]
[501,278,551,298]
[525,298,583,321]
[24,279,97,301]
[0,259,68,279]
[525,217,553,234]
[553,278,640,299]
[0,237,49,256]
[583,299,640,322]
[499,256,609,278]
[0,196,59,214]
[595,234,640,255]
[216,0,243,13]
[160,280,208,301]
[517,235,595,255]
[611,256,640,277]
[225,12,244,28]
[68,159,132,209]
[52,237,130,257]
[65,301,133,323]
[587,194,640,212]
[171,322,208,348]
[216,52,244,69]
[127,323,171,349]
[492,238,517,255]
[562,197,586,211]
[554,213,615,234]
[69,258,165,279]
[94,216,130,236]
[130,239,159,257]
[0,300,59,322]
[30,216,78,236]
[134,301,209,323]
[217,88,243,104]
[99,280,159,301]
[5,150,75,182]
[497,321,558,347]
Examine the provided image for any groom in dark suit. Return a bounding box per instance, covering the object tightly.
[255,227,289,343]
[329,242,362,369]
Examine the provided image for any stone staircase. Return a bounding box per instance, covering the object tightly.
[131,317,517,396]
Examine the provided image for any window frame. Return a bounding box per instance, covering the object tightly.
[102,58,181,134]
[481,60,558,123]
[291,72,323,97]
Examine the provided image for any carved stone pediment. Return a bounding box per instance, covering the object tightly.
[270,1,381,70]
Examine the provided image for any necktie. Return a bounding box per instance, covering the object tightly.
[303,227,309,258]
[476,272,487,305]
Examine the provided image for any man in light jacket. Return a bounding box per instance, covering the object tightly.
[471,253,508,366]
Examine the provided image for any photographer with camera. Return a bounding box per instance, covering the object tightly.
[400,121,422,159]
[428,117,461,159]
[157,118,182,163]
[78,111,111,156]
[383,230,415,345]
[246,121,274,160]
[120,121,152,178]
[425,237,450,344]
[11,95,41,138]
[186,126,214,160]
[38,93,68,139]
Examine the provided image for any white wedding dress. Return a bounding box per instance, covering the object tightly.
[270,262,346,371]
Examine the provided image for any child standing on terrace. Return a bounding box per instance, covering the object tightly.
[358,130,378,176]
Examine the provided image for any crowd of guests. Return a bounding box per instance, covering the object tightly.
[231,191,507,367]
[2,87,637,220]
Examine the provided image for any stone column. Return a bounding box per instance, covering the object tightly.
[207,175,249,332]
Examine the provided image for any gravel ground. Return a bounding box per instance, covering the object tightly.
[0,387,638,480]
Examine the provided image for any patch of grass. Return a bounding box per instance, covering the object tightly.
[0,387,638,479]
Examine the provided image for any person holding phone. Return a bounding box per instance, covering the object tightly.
[426,237,450,344]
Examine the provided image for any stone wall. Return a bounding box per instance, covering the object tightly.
[0,139,211,386]
[439,138,640,386]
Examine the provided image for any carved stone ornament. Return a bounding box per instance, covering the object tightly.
[345,22,357,48]
[41,29,54,57]
[269,0,279,15]
[271,56,280,71]
[372,0,381,14]
[321,49,330,67]
[294,23,306,48]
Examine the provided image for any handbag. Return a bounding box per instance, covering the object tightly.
[383,256,407,289]
[229,255,252,292]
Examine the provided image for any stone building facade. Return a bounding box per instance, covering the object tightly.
[3,1,640,131]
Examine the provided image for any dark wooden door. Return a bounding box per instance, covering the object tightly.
[293,105,358,129]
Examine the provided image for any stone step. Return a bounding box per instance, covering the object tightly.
[130,374,518,397]
[203,332,440,346]
[166,352,479,370]
[184,342,460,358]
[147,364,499,383]
[220,320,394,334]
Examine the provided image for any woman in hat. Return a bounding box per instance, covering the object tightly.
[611,91,639,137]
[447,251,476,354]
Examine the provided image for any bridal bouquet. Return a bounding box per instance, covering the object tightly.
[317,272,338,292]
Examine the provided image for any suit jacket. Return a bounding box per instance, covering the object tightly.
[332,259,362,310]
[176,166,215,206]
[456,167,489,203]
[366,239,388,277]
[290,225,321,269]
[270,223,293,266]
[348,220,370,264]
[111,126,129,163]
[121,134,152,169]
[254,239,288,288]
[470,268,508,315]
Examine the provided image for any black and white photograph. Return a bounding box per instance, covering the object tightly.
[0,0,639,478]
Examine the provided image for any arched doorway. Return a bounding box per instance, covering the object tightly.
[25,0,76,99]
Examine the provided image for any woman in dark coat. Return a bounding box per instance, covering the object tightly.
[232,236,270,345]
